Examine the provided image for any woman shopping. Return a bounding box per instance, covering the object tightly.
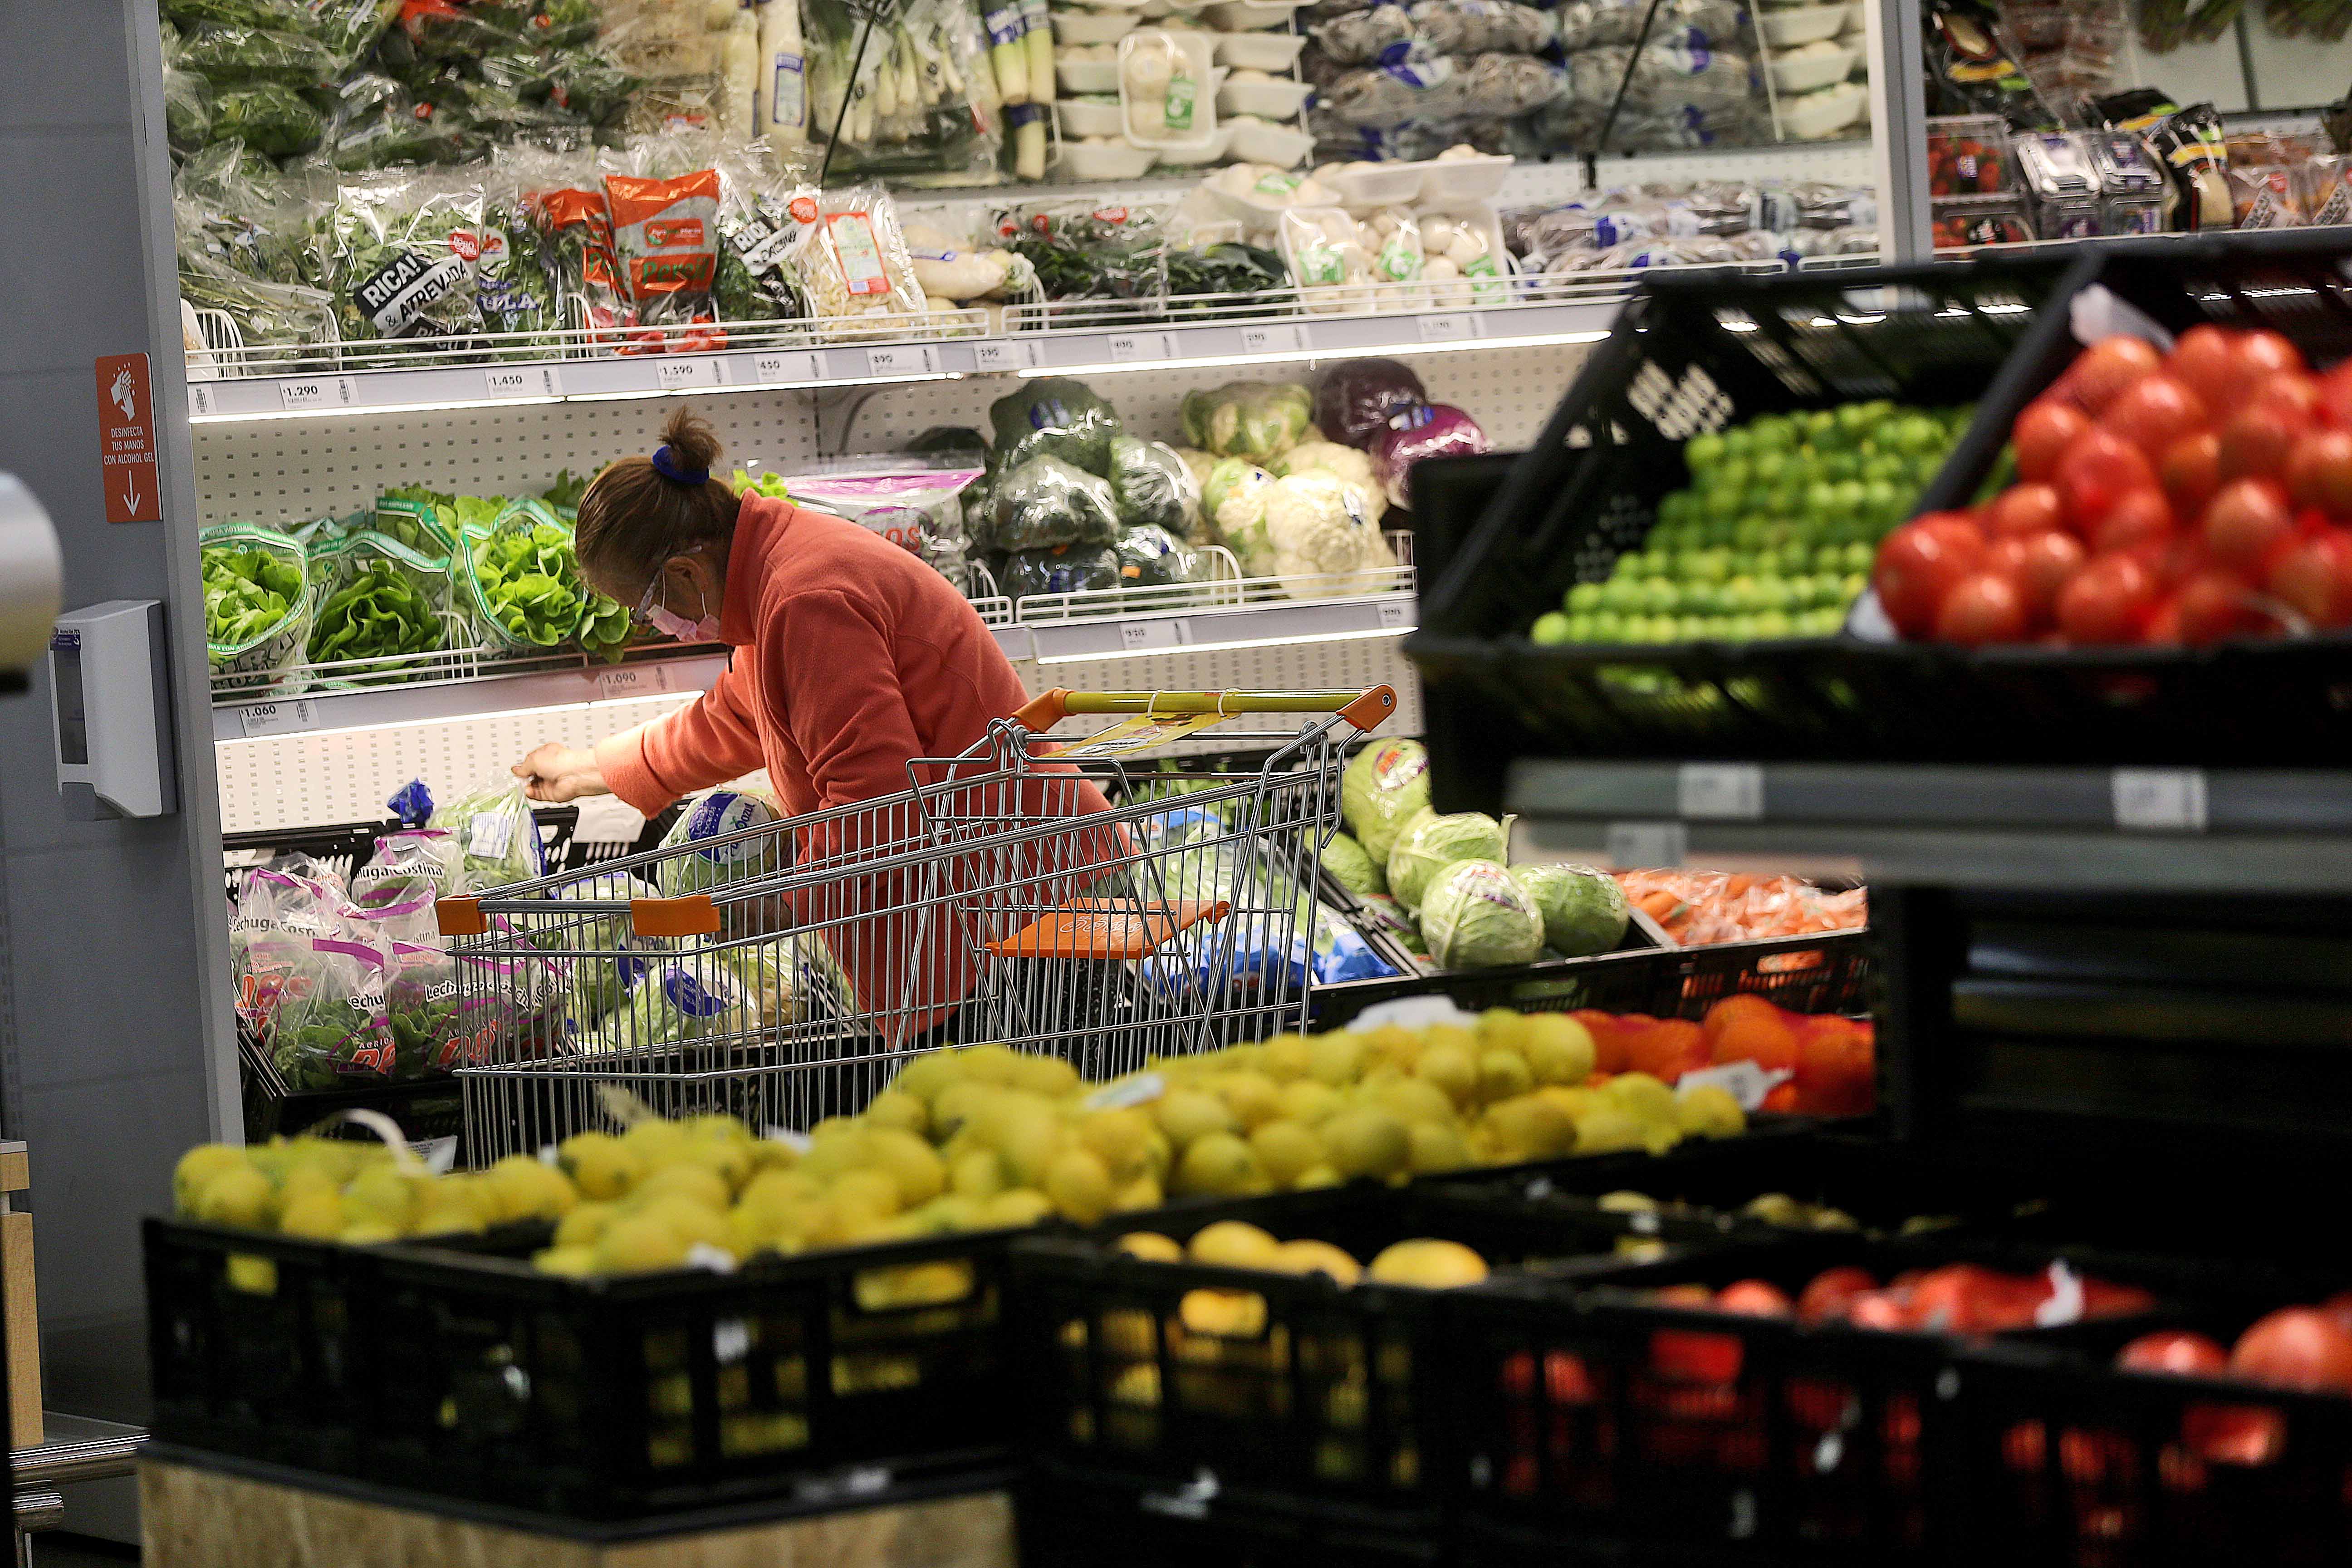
[515,408,1113,1048]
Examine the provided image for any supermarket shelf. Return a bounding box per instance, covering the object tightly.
[1010,589,1415,666]
[183,296,1627,424]
[1508,760,2352,893]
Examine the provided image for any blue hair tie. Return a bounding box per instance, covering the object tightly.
[651,445,709,485]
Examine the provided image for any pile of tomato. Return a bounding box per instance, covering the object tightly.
[1872,323,2352,647]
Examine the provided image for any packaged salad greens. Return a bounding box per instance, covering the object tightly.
[605,163,724,346]
[353,828,465,906]
[995,201,1170,304]
[313,173,492,362]
[201,523,311,696]
[304,530,456,679]
[460,498,588,651]
[272,933,399,1090]
[427,774,544,893]
[1106,435,1199,534]
[990,456,1122,551]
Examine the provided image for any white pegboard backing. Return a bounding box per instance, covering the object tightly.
[213,692,693,834]
[1008,632,1421,753]
[194,393,833,531]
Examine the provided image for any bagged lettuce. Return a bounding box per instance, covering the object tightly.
[353,828,464,904]
[202,524,310,697]
[428,776,542,892]
[271,934,400,1090]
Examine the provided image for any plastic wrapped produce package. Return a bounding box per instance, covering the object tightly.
[999,542,1123,598]
[1112,525,1213,587]
[988,377,1124,474]
[1181,380,1315,461]
[990,456,1123,551]
[1314,358,1430,449]
[428,775,544,894]
[1372,402,1489,507]
[201,523,310,697]
[1106,436,1200,534]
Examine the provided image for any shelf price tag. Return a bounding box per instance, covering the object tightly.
[188,383,217,417]
[1417,314,1479,343]
[1107,332,1174,364]
[1117,619,1191,652]
[2112,768,2208,832]
[1677,762,1765,820]
[972,339,1041,373]
[753,351,825,384]
[593,663,675,700]
[278,375,357,412]
[1605,821,1687,870]
[655,357,719,391]
[237,697,318,738]
[864,344,939,377]
[484,364,562,400]
[1376,601,1411,630]
[1241,324,1308,357]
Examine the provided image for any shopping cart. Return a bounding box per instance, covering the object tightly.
[437,686,1396,1158]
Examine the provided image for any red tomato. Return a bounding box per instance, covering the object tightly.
[2160,430,2223,519]
[1845,1292,1910,1332]
[2235,329,2308,388]
[2251,372,2324,426]
[2090,488,2176,555]
[1934,569,2030,645]
[1993,530,2087,623]
[2141,598,2184,646]
[1874,515,1984,637]
[2174,569,2261,647]
[2284,428,2352,518]
[1986,482,2066,538]
[2055,428,2158,533]
[1797,1266,1879,1325]
[2117,1330,2230,1376]
[2319,362,2352,430]
[2166,323,2244,409]
[2201,478,2295,575]
[2100,373,2208,460]
[1792,1019,1874,1117]
[2013,399,2090,483]
[2185,1403,2287,1467]
[2231,1308,2352,1392]
[2266,529,2352,627]
[2061,335,2165,415]
[2217,407,2304,483]
[2054,553,2157,645]
[1650,1284,1744,1384]
[1715,1280,1795,1318]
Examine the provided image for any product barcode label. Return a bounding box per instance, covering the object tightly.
[1678,1060,1791,1112]
[1107,332,1174,363]
[237,698,317,738]
[655,358,718,390]
[1605,820,1687,870]
[188,383,216,417]
[1377,601,1411,629]
[1118,619,1190,652]
[594,663,674,699]
[1417,314,1478,343]
[484,364,561,400]
[278,376,357,411]
[2112,768,2208,832]
[753,351,824,384]
[972,339,1040,372]
[864,344,938,377]
[1241,324,1308,356]
[468,810,515,859]
[1677,762,1765,820]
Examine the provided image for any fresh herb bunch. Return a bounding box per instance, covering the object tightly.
[202,544,304,645]
[310,557,441,665]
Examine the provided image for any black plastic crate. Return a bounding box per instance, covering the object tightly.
[1009,1183,1728,1528]
[1310,927,1873,1031]
[1408,255,2080,804]
[1446,1233,2210,1565]
[146,1213,1027,1523]
[1019,1459,1445,1568]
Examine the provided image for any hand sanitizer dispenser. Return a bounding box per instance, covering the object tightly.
[50,601,177,820]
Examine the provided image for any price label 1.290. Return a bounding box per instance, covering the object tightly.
[484,364,562,400]
[238,697,318,738]
[278,375,357,412]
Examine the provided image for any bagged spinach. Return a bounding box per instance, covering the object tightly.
[177,22,345,88]
[271,934,400,1090]
[992,456,1122,552]
[427,774,544,892]
[305,530,456,680]
[1107,436,1198,534]
[1113,525,1213,588]
[211,81,325,158]
[998,542,1122,600]
[987,377,1124,476]
[314,173,490,360]
[201,523,310,696]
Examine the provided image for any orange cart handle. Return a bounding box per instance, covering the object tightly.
[1012,686,1396,734]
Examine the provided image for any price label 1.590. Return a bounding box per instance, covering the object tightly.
[655,358,719,391]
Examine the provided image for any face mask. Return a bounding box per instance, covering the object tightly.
[647,601,721,644]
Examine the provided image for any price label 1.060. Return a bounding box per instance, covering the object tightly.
[238,698,318,739]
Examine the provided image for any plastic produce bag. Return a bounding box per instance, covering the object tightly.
[1180,381,1316,461]
[779,183,932,337]
[994,201,1170,304]
[384,939,467,1078]
[460,499,587,651]
[785,466,986,592]
[606,163,724,345]
[353,828,465,906]
[272,934,400,1090]
[1113,525,1213,587]
[177,21,347,88]
[1341,736,1431,862]
[998,543,1122,599]
[1372,403,1490,507]
[313,173,490,361]
[1314,359,1430,450]
[305,529,456,679]
[988,378,1124,476]
[211,81,327,157]
[428,775,544,893]
[713,143,807,327]
[991,457,1122,551]
[1107,436,1199,534]
[654,786,786,898]
[201,524,310,696]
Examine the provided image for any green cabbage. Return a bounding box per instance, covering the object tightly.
[1420,860,1544,970]
[1181,381,1314,460]
[1511,863,1630,957]
[1341,738,1431,862]
[1388,811,1504,915]
[1321,831,1383,898]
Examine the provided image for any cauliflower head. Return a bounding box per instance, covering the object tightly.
[1274,441,1387,524]
[1210,461,1279,573]
[1264,472,1387,594]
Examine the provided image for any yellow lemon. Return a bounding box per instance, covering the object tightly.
[1370,1076,1455,1128]
[1673,1083,1746,1140]
[1009,1053,1081,1098]
[865,1128,947,1207]
[556,1201,620,1248]
[1215,1072,1284,1130]
[1112,1174,1163,1212]
[1320,1107,1411,1182]
[949,1148,1006,1199]
[1186,1220,1280,1268]
[277,1191,344,1240]
[593,1215,693,1274]
[1116,1231,1183,1261]
[1413,1044,1478,1107]
[1478,1050,1534,1105]
[630,1162,730,1214]
[1406,1121,1472,1176]
[1484,1095,1579,1164]
[1571,1106,1649,1156]
[1261,1035,1313,1082]
[1172,1133,1268,1198]
[534,1246,599,1278]
[174,1146,250,1216]
[1277,1079,1343,1126]
[1043,1147,1116,1225]
[1367,1239,1489,1289]
[1307,1032,1363,1087]
[1600,1072,1677,1127]
[1271,1240,1362,1285]
[1155,1088,1238,1148]
[981,1188,1056,1228]
[195,1166,275,1230]
[1249,1120,1325,1188]
[1076,1108,1156,1181]
[1477,1009,1533,1054]
[1523,1015,1597,1084]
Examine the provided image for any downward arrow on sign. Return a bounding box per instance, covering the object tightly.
[123,471,141,514]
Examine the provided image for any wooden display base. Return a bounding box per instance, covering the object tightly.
[141,1454,1018,1568]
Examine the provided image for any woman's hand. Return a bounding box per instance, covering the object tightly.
[513,743,610,803]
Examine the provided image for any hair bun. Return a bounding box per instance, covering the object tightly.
[659,407,724,476]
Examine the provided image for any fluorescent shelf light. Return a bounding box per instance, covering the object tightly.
[191,394,562,424]
[1020,330,1608,379]
[1035,624,1412,665]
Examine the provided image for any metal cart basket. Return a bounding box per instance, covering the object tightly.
[438,686,1396,1157]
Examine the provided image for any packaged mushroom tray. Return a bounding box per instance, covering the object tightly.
[1055,14,1316,173]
